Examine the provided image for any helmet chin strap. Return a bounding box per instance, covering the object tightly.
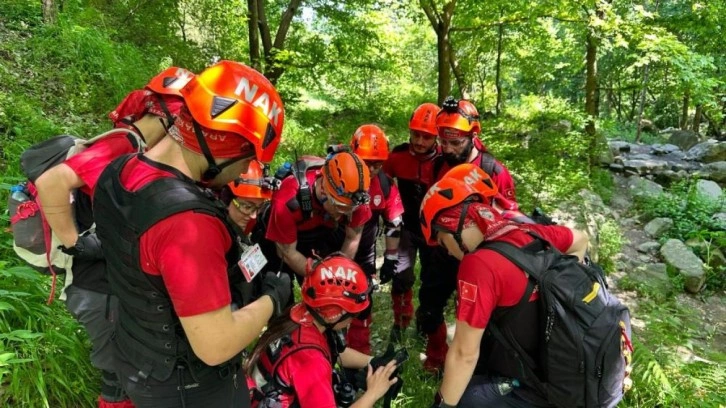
[191,119,250,181]
[453,201,472,254]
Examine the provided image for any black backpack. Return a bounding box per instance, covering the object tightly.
[479,235,633,408]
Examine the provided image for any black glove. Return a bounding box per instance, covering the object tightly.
[261,272,291,317]
[379,255,398,285]
[59,233,104,261]
[354,343,408,390]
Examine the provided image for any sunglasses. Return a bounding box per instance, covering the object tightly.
[232,198,265,215]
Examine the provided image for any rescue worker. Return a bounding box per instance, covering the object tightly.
[246,254,400,408]
[264,151,372,281]
[223,160,278,307]
[92,60,291,407]
[381,102,440,345]
[35,67,194,408]
[420,177,589,408]
[348,124,404,355]
[417,97,521,374]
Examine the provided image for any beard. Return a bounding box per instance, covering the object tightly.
[442,139,474,166]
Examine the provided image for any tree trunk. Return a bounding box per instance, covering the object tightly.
[420,0,456,104]
[635,65,650,143]
[448,40,469,99]
[247,0,261,71]
[42,0,57,24]
[495,19,504,115]
[680,90,690,130]
[584,27,599,166]
[692,104,702,134]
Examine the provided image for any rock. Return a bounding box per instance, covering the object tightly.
[701,161,726,182]
[686,140,726,163]
[629,263,673,294]
[609,163,624,173]
[651,144,680,155]
[707,248,726,270]
[660,239,706,293]
[627,176,664,199]
[712,213,726,227]
[667,130,700,151]
[644,217,674,238]
[622,159,670,175]
[637,241,661,254]
[695,180,723,202]
[609,141,631,155]
[639,119,658,133]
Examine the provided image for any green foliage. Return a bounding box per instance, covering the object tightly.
[483,95,590,211]
[596,218,623,274]
[0,261,97,408]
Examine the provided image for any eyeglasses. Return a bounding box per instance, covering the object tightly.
[232,199,264,215]
[365,160,384,169]
[326,194,357,214]
[438,137,469,148]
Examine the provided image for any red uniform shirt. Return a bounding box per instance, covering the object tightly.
[265,169,371,245]
[274,324,337,408]
[119,156,233,317]
[64,131,141,196]
[456,224,574,329]
[383,144,438,229]
[436,148,517,204]
[368,172,404,222]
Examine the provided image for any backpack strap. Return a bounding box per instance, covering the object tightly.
[479,151,502,176]
[477,235,559,281]
[378,171,391,199]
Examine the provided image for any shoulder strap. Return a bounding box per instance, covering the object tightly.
[378,171,391,199]
[477,235,560,281]
[479,152,500,176]
[433,155,445,180]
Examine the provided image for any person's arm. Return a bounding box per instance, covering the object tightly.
[276,241,308,276]
[437,320,484,406]
[567,228,589,261]
[35,163,84,247]
[340,347,373,369]
[180,296,274,366]
[340,225,364,259]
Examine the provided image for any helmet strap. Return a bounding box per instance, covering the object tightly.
[154,93,175,128]
[191,119,223,180]
[454,201,472,254]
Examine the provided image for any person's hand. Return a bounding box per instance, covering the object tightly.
[59,233,103,261]
[261,272,291,317]
[378,254,398,284]
[363,360,399,402]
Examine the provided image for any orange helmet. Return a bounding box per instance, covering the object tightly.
[179,60,284,164]
[350,124,389,161]
[409,103,440,136]
[442,163,498,200]
[145,67,195,97]
[436,96,480,138]
[321,152,371,206]
[290,254,371,325]
[419,177,489,245]
[227,160,274,200]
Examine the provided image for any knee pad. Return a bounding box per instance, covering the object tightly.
[415,309,444,335]
[392,268,415,294]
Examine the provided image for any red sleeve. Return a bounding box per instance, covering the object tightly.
[348,204,372,228]
[278,349,337,408]
[64,132,138,196]
[456,255,499,329]
[383,183,404,222]
[265,199,298,244]
[139,211,233,317]
[521,224,574,253]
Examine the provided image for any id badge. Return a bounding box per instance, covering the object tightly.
[238,243,268,282]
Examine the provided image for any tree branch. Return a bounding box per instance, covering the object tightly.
[450,14,583,32]
[273,0,302,50]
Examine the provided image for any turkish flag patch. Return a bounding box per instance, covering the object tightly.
[459,280,478,303]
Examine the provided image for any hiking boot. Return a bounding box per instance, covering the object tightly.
[389,325,403,344]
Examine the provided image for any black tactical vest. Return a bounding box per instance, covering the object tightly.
[94,154,243,382]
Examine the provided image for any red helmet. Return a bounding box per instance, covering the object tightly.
[227,160,274,200]
[178,60,284,163]
[322,152,371,206]
[290,254,371,324]
[350,124,389,161]
[436,96,481,138]
[409,103,440,136]
[441,164,498,200]
[109,67,194,127]
[419,177,489,245]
